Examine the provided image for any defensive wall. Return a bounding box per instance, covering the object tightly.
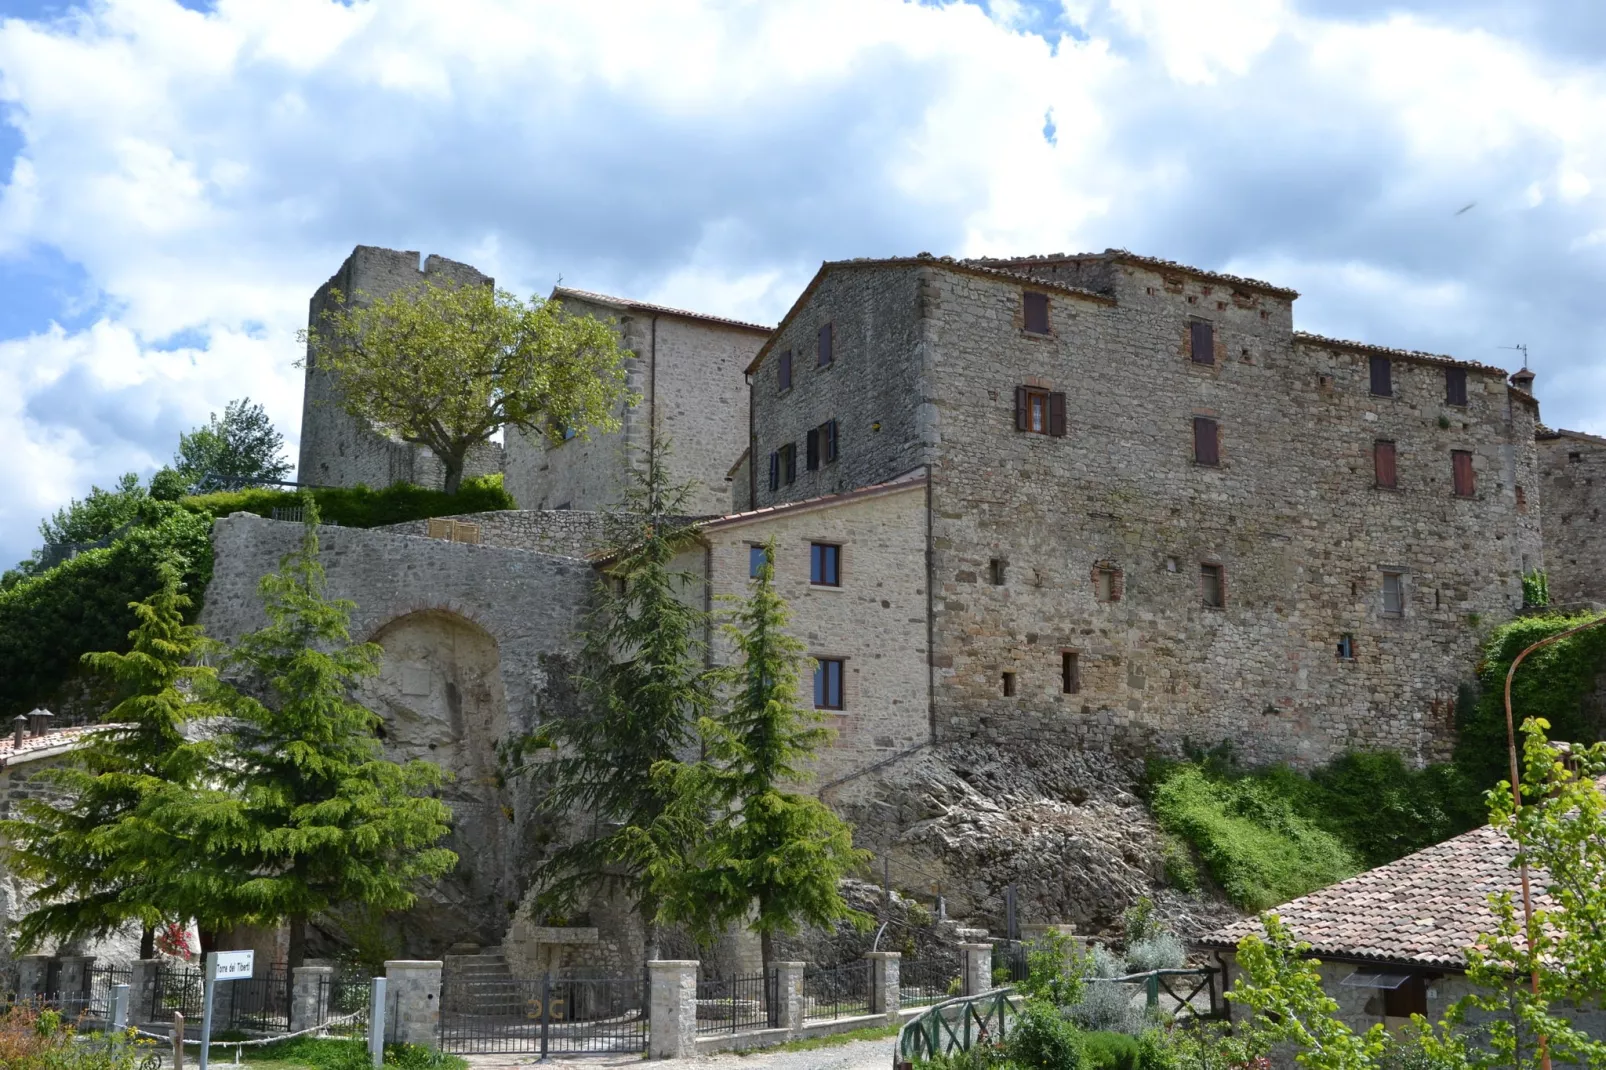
[1538,428,1606,608]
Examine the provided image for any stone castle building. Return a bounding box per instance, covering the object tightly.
[198,244,1601,963]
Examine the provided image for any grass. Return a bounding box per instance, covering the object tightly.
[736,1021,902,1054]
[197,1037,466,1070]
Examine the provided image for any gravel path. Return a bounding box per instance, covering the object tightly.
[462,1034,894,1070]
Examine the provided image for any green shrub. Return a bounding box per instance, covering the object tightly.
[1081,1031,1142,1070]
[1134,1031,1176,1070]
[1159,835,1198,893]
[1004,1001,1085,1070]
[1301,752,1481,867]
[1148,764,1357,911]
[181,474,513,529]
[0,503,213,719]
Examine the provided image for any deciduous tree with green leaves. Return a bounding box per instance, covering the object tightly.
[163,397,292,494]
[512,442,712,959]
[1,572,217,958]
[645,540,869,978]
[302,282,632,493]
[155,499,456,966]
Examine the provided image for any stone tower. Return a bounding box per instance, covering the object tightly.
[298,246,504,490]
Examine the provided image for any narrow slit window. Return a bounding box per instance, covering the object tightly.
[1516,485,1527,513]
[778,349,793,392]
[822,418,838,463]
[1023,291,1050,335]
[1452,450,1475,497]
[1001,671,1017,697]
[1337,634,1355,660]
[1382,571,1406,616]
[1062,652,1080,694]
[1189,321,1215,365]
[781,443,797,485]
[806,427,820,471]
[811,543,841,586]
[1374,439,1397,489]
[1200,564,1225,608]
[989,558,1007,586]
[1370,355,1393,397]
[814,658,844,710]
[767,451,780,491]
[1094,566,1122,603]
[818,323,834,367]
[1445,367,1467,406]
[1193,417,1220,467]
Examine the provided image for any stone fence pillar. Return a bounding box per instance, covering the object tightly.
[772,961,806,1033]
[866,951,901,1018]
[384,960,442,1049]
[57,955,95,1015]
[960,944,993,997]
[647,961,697,1059]
[127,959,162,1024]
[17,955,51,1003]
[290,966,334,1034]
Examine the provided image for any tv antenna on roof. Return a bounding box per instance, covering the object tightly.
[1499,343,1530,370]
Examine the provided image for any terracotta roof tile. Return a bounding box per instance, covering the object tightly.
[551,287,773,334]
[968,250,1300,299]
[1199,823,1546,970]
[1293,331,1513,377]
[0,725,100,767]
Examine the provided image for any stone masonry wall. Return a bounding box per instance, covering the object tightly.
[696,480,932,787]
[376,510,616,559]
[200,514,596,954]
[299,246,502,491]
[753,257,1541,767]
[1538,429,1606,608]
[504,295,765,516]
[748,264,930,510]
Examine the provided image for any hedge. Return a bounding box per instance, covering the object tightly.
[179,474,514,528]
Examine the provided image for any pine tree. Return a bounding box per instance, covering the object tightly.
[1,570,217,956]
[655,540,869,976]
[514,441,714,959]
[162,499,456,966]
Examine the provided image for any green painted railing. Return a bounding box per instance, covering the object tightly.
[894,987,1021,1068]
[1091,967,1222,1020]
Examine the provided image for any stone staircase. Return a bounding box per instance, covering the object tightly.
[442,945,524,1014]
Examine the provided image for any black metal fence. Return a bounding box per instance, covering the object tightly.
[438,973,647,1055]
[900,959,958,1007]
[144,964,293,1034]
[696,970,774,1034]
[318,971,372,1037]
[992,940,1030,985]
[147,966,204,1024]
[803,961,871,1021]
[86,965,134,1020]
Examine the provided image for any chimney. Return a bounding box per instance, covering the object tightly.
[27,708,53,737]
[12,715,24,750]
[1511,367,1536,393]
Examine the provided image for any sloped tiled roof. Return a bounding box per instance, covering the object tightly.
[1538,427,1606,447]
[1293,331,1511,376]
[1199,823,1545,970]
[551,287,773,335]
[0,725,101,768]
[967,250,1300,299]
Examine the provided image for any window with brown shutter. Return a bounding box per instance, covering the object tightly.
[1445,367,1467,406]
[1048,391,1067,437]
[822,418,838,463]
[778,349,793,392]
[806,427,820,471]
[1193,417,1220,466]
[1370,355,1393,397]
[1016,386,1051,434]
[1374,439,1397,489]
[767,451,779,491]
[818,323,833,367]
[1452,449,1474,497]
[1023,291,1050,334]
[1189,320,1215,365]
[781,443,797,485]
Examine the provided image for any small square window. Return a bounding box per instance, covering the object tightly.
[778,349,793,392]
[1445,367,1467,406]
[1336,634,1355,660]
[1189,321,1215,365]
[1370,355,1393,397]
[749,545,770,579]
[1384,977,1427,1019]
[818,323,834,367]
[1001,671,1017,697]
[1193,417,1220,467]
[814,658,844,710]
[1062,652,1080,694]
[1200,564,1224,608]
[811,543,841,586]
[1382,571,1405,616]
[1024,291,1050,335]
[989,558,1007,586]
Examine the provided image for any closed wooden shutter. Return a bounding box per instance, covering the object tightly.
[1190,321,1214,365]
[1452,450,1474,497]
[1023,291,1050,334]
[1048,392,1067,437]
[824,419,838,463]
[1193,417,1219,466]
[778,350,792,391]
[1445,367,1467,406]
[783,443,797,484]
[1370,356,1392,397]
[818,323,833,366]
[768,451,780,491]
[1374,440,1397,488]
[1015,386,1030,431]
[806,427,820,471]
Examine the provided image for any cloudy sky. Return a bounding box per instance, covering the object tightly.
[0,0,1603,567]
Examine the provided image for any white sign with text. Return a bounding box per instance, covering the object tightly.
[212,950,254,980]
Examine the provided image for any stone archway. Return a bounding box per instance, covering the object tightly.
[360,610,512,953]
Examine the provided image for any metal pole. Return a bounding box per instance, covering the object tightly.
[539,973,551,1062]
[368,977,386,1068]
[111,983,129,1032]
[883,856,891,911]
[1005,885,1017,941]
[198,953,218,1070]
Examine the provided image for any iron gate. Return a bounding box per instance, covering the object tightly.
[438,973,647,1054]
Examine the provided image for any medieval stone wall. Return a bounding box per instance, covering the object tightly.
[376,509,616,559]
[199,514,595,955]
[1538,429,1606,608]
[298,246,502,491]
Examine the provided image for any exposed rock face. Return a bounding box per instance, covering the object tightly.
[839,743,1243,944]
